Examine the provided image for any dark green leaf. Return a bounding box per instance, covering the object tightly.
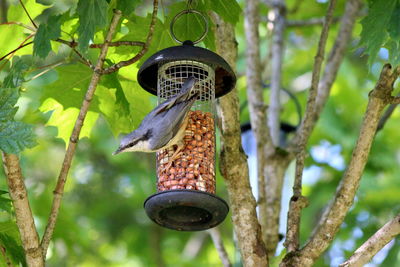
[0,121,37,154]
[77,0,109,51]
[33,15,62,58]
[3,57,30,88]
[359,0,397,66]
[0,222,26,267]
[116,0,139,16]
[387,40,400,66]
[100,73,130,115]
[0,195,12,213]
[0,88,18,123]
[388,4,400,39]
[207,0,242,25]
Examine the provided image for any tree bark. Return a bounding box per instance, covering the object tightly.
[2,153,44,267]
[340,214,400,267]
[212,13,268,267]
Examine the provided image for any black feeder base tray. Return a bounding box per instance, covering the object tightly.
[144,190,229,231]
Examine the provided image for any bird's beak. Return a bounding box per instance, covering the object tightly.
[112,147,123,155]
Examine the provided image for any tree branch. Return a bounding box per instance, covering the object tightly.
[208,227,232,267]
[245,0,274,252]
[269,0,286,147]
[211,12,268,266]
[282,64,400,267]
[284,0,337,253]
[1,153,44,266]
[339,214,400,267]
[89,41,145,48]
[100,0,158,74]
[40,9,123,257]
[389,96,400,104]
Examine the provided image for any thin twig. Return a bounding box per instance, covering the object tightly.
[208,228,232,267]
[339,214,400,267]
[299,0,363,141]
[284,0,337,254]
[55,39,93,68]
[0,41,33,62]
[1,21,36,31]
[25,62,64,82]
[18,0,37,28]
[40,9,123,257]
[2,153,44,266]
[376,93,400,132]
[100,0,158,74]
[90,41,145,48]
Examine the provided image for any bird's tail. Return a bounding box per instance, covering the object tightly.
[156,77,198,114]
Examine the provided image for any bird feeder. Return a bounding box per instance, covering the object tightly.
[137,9,235,231]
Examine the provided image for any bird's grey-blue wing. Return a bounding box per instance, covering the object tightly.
[144,97,196,150]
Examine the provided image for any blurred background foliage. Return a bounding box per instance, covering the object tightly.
[0,0,399,266]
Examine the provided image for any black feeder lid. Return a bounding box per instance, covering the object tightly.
[144,190,229,231]
[137,41,236,98]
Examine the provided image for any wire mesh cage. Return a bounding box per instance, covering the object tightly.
[156,60,216,194]
[138,42,235,231]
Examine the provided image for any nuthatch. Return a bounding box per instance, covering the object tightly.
[113,77,198,156]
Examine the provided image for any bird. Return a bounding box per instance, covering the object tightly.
[113,76,198,159]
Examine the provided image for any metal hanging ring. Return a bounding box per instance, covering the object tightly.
[170,9,209,44]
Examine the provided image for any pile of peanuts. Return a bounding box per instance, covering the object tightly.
[156,110,216,194]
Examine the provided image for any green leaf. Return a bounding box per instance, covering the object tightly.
[0,221,26,267]
[116,0,139,16]
[387,40,400,66]
[77,0,109,51]
[3,57,30,88]
[0,121,37,154]
[40,99,99,146]
[0,87,36,154]
[0,195,12,213]
[33,15,62,58]
[41,64,99,111]
[388,4,400,39]
[207,0,242,25]
[359,0,397,65]
[0,88,19,123]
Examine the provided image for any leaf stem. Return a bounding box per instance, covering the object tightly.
[18,0,37,28]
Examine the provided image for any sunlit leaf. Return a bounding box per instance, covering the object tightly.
[77,0,109,51]
[40,98,99,146]
[358,0,397,66]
